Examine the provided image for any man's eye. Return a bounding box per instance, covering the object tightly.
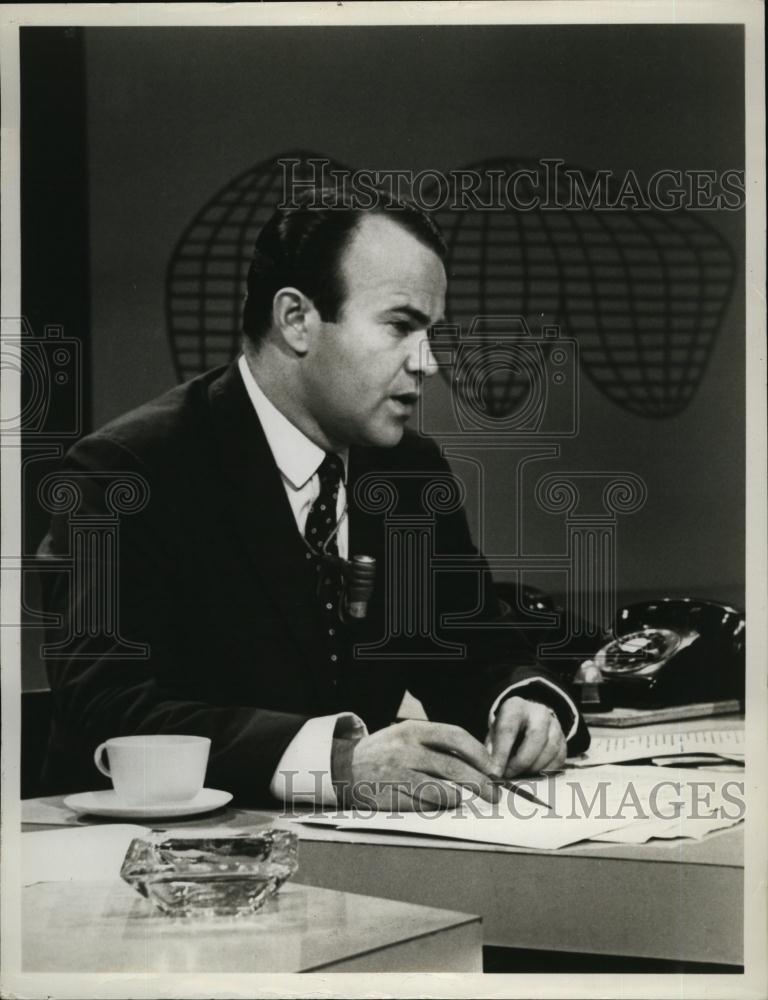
[391,321,412,334]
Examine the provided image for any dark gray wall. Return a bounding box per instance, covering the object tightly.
[84,25,745,601]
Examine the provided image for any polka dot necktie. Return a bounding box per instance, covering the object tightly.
[304,452,345,681]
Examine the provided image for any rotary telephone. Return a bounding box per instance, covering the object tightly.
[581,599,745,709]
[495,586,745,710]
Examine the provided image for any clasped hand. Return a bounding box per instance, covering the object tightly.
[347,697,566,810]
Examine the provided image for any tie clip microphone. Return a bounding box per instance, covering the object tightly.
[343,554,376,622]
[316,553,376,622]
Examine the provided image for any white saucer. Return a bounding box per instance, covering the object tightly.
[63,787,233,818]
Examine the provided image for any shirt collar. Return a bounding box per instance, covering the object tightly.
[237,354,348,490]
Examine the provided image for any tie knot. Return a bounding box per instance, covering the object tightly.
[318,452,345,488]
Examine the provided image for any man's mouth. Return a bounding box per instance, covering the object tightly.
[389,391,420,408]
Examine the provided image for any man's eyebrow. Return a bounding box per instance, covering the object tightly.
[385,305,444,326]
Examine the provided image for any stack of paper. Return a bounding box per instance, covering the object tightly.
[571,728,745,767]
[292,764,744,850]
[294,800,629,850]
[548,764,745,844]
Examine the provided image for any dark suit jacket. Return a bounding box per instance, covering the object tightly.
[39,363,589,801]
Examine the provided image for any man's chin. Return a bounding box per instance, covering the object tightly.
[360,421,407,449]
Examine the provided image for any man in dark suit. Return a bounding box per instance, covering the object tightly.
[39,189,588,807]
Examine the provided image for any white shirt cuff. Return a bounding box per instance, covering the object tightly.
[269,712,368,806]
[488,677,579,742]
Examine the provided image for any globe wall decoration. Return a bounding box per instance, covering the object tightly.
[165,152,346,383]
[428,158,737,420]
[166,154,737,420]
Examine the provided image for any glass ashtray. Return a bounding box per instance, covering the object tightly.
[120,828,299,917]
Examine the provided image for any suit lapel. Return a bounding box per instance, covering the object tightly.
[206,364,324,678]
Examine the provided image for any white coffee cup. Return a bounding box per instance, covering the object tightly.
[93,735,211,804]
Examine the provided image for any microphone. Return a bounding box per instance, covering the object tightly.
[343,555,376,621]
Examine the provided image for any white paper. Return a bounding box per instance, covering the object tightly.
[592,814,743,844]
[21,824,263,887]
[293,764,745,850]
[293,806,631,851]
[21,825,147,886]
[571,728,745,767]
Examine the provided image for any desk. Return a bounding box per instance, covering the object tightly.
[22,877,481,973]
[21,717,744,968]
[288,815,742,965]
[287,717,744,965]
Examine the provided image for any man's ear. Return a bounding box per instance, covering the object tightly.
[271,287,318,356]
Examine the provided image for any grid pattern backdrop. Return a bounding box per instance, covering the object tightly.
[165,154,736,420]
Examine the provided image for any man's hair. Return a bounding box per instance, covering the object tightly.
[241,188,447,347]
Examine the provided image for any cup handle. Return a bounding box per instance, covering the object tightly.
[93,742,111,778]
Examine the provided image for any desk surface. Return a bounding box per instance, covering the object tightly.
[20,716,745,966]
[287,716,745,964]
[22,877,481,974]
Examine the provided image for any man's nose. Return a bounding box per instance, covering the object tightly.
[405,332,439,379]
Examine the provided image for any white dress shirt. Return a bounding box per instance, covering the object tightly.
[237,354,578,806]
[238,354,349,558]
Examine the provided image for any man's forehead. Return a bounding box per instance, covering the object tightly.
[340,214,446,303]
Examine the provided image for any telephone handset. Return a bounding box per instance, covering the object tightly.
[582,599,745,709]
